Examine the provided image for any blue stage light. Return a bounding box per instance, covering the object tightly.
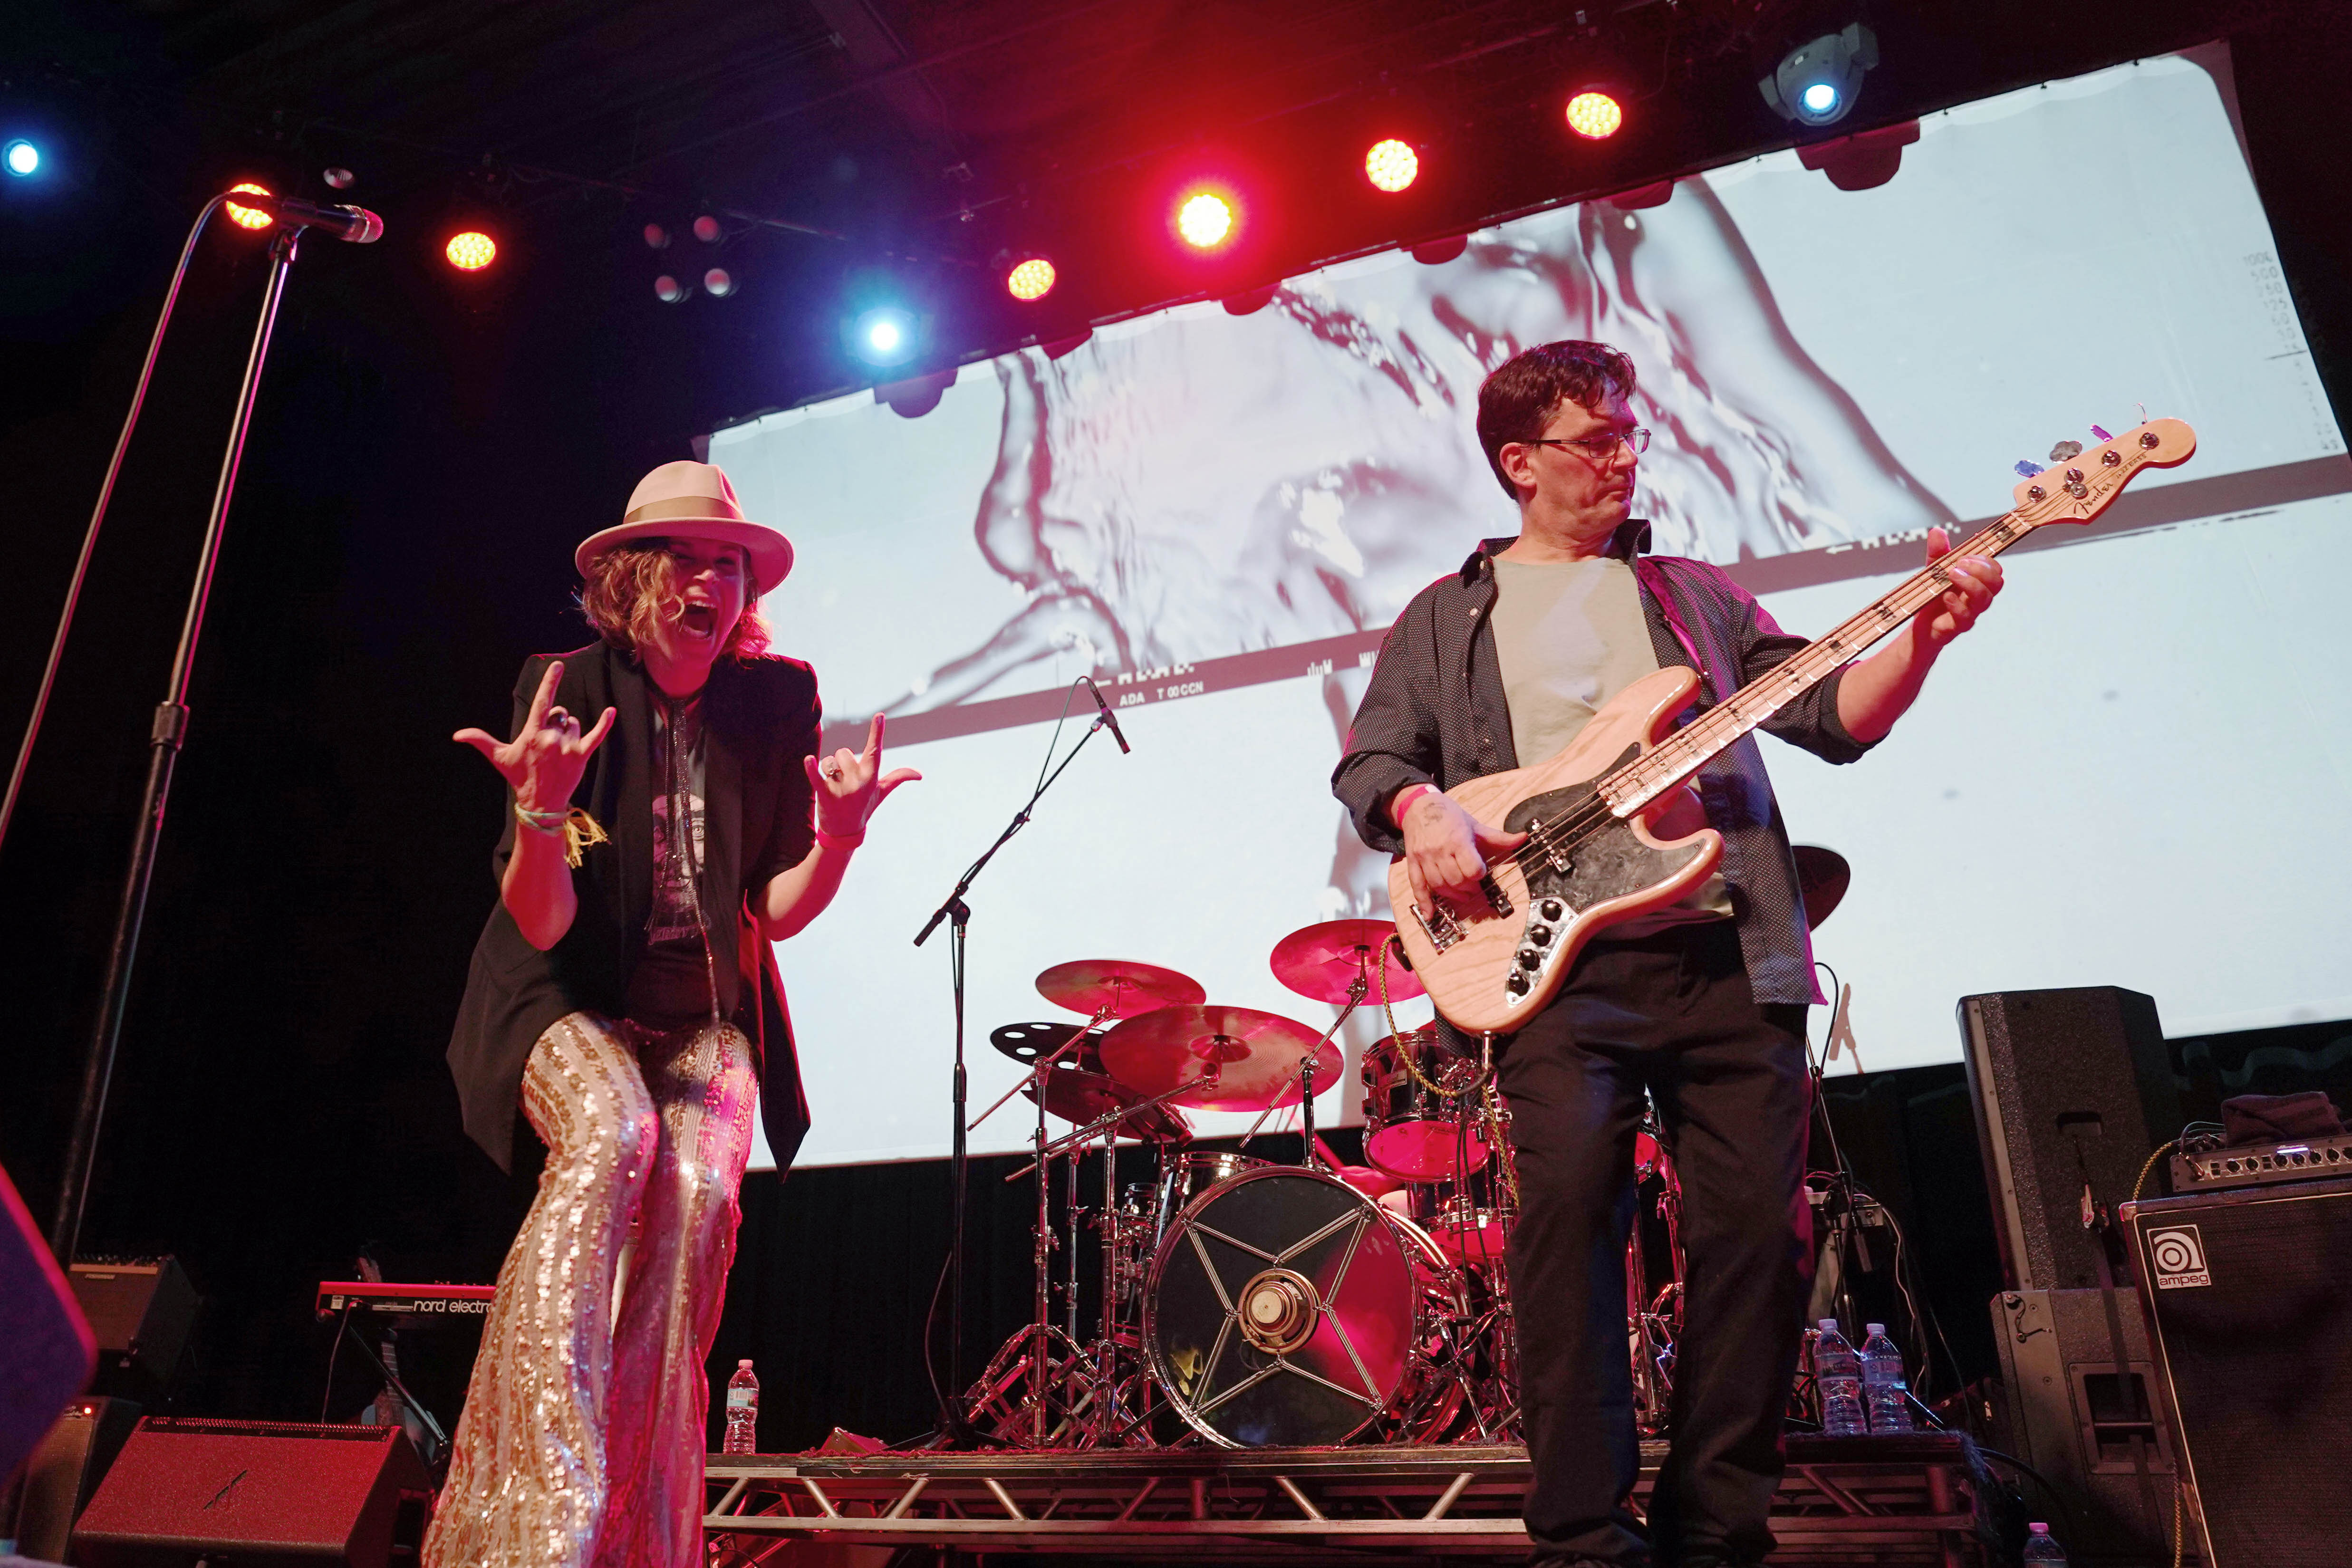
[4,140,39,177]
[1759,25,1877,128]
[848,305,918,367]
[1802,83,1839,116]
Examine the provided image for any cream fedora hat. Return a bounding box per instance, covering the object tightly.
[573,460,795,593]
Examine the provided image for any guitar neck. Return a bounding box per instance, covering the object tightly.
[1600,511,2040,815]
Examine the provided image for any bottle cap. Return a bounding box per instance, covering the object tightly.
[1818,1318,1837,1330]
[737,1358,753,1367]
[1866,1323,1885,1335]
[2029,1522,2048,1532]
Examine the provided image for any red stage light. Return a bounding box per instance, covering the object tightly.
[1177,192,1234,250]
[1365,139,1418,193]
[1566,91,1624,140]
[446,231,497,271]
[1006,257,1056,301]
[224,183,274,231]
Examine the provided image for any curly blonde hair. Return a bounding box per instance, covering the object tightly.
[577,540,772,660]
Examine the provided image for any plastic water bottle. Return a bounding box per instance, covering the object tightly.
[723,1359,760,1454]
[2021,1521,2069,1564]
[1860,1323,1915,1433]
[1813,1319,1866,1435]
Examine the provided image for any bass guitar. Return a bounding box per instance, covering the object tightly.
[1389,417,2196,1035]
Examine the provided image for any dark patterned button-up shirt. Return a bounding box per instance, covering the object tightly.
[1332,523,1877,1009]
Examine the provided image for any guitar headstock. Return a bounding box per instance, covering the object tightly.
[2008,417,2196,524]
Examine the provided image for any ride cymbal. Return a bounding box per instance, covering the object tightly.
[1097,1004,1340,1112]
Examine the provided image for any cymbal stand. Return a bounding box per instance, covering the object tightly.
[1237,965,1368,1164]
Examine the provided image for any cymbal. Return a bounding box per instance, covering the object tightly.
[1020,1065,1191,1143]
[1792,845,1851,930]
[1269,919,1425,1004]
[1097,1004,1341,1113]
[1035,959,1207,1019]
[989,1020,1100,1071]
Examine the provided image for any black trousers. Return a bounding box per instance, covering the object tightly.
[1498,921,1812,1567]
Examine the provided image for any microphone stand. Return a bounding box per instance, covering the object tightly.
[912,695,1117,1445]
[50,222,306,1265]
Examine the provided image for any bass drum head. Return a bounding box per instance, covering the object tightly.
[1144,1166,1448,1447]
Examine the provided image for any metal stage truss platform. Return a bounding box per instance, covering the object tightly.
[704,1433,2001,1565]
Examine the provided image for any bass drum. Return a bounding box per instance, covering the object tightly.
[1144,1166,1464,1447]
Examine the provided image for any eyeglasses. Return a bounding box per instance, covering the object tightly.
[1529,428,1650,460]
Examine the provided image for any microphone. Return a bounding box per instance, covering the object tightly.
[1085,678,1131,754]
[230,190,385,243]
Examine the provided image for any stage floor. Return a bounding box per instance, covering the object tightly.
[705,1432,1998,1565]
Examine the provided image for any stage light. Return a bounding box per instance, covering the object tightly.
[4,140,40,177]
[1565,91,1624,140]
[1760,24,1877,127]
[1006,256,1056,301]
[446,231,497,270]
[704,267,735,298]
[224,183,274,231]
[849,305,918,366]
[1177,192,1234,250]
[655,274,689,303]
[693,214,721,243]
[644,223,671,250]
[1365,139,1418,193]
[322,167,355,190]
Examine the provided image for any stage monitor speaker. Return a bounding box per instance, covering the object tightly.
[68,1258,198,1399]
[69,1418,432,1568]
[2121,1175,2352,1568]
[13,1395,142,1561]
[1957,987,2179,1291]
[1989,1288,2178,1564]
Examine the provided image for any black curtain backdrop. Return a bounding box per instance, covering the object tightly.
[1,14,2347,1453]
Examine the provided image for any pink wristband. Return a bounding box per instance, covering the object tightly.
[1392,783,1438,829]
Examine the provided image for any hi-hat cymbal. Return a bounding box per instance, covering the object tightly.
[1020,1066,1191,1143]
[989,1020,1100,1070]
[1097,1004,1340,1112]
[1035,959,1208,1019]
[1269,919,1425,1005]
[1792,845,1851,931]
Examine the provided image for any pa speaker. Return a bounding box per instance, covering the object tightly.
[1957,987,2178,1290]
[68,1258,198,1400]
[69,1418,432,1568]
[2121,1175,2352,1567]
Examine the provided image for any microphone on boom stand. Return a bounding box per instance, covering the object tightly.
[1085,677,1131,754]
[241,191,386,244]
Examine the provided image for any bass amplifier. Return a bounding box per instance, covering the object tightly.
[2169,1130,2352,1191]
[2120,1175,2352,1567]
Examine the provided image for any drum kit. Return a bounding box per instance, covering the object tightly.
[956,917,1688,1450]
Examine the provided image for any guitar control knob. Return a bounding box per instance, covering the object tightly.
[1516,948,1541,972]
[1538,898,1564,921]
[1527,926,1552,947]
[1506,970,1531,995]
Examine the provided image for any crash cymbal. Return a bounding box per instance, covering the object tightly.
[1020,1065,1192,1142]
[1269,919,1425,1005]
[1035,959,1208,1019]
[989,1020,1100,1070]
[1792,845,1851,931]
[1097,1004,1341,1113]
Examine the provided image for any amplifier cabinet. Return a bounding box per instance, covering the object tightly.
[2121,1176,2352,1568]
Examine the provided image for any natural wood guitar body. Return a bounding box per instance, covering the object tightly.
[1386,666,1723,1036]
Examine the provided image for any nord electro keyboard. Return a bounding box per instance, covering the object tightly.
[314,1280,495,1323]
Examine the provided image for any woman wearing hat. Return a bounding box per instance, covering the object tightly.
[425,462,917,1568]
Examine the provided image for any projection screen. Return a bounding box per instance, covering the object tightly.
[711,44,2352,1169]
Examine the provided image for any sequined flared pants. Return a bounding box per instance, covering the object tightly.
[423,1012,758,1568]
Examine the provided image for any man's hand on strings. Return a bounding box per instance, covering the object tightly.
[805,713,922,838]
[1913,527,2003,648]
[453,660,615,813]
[1397,787,1526,914]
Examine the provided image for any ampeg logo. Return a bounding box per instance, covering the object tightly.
[2148,1224,2211,1289]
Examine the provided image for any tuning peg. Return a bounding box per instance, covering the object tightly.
[2014,460,2045,478]
[2048,439,2084,462]
[2090,424,2113,442]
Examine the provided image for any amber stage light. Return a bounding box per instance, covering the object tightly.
[1364,139,1418,193]
[446,231,497,271]
[1006,257,1056,301]
[224,183,274,231]
[1177,192,1234,249]
[1565,91,1624,140]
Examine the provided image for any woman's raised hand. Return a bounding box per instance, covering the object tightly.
[453,660,617,812]
[804,713,922,837]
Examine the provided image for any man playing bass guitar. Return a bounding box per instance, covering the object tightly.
[1331,341,2002,1568]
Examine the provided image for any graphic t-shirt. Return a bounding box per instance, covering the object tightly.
[624,690,717,1028]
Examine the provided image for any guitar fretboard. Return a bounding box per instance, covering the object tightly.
[1600,510,2037,816]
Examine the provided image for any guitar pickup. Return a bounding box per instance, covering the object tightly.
[1480,875,1513,916]
[1409,901,1463,952]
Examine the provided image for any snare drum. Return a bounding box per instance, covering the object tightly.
[1425,1195,1513,1267]
[1361,1026,1489,1181]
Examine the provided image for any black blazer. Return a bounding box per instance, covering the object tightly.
[445,641,822,1172]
